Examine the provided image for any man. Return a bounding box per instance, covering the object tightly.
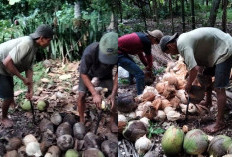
[0,24,53,127]
[77,32,118,133]
[118,30,163,95]
[160,27,232,133]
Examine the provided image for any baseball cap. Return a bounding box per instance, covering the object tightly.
[160,33,179,52]
[30,24,54,39]
[146,30,164,41]
[99,32,118,65]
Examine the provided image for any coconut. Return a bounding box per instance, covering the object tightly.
[46,146,61,157]
[57,134,74,152]
[135,135,152,155]
[135,110,143,117]
[23,134,38,146]
[39,119,54,133]
[118,114,127,134]
[208,135,232,157]
[5,137,22,151]
[152,98,162,110]
[118,94,137,113]
[50,112,62,126]
[18,146,26,157]
[139,117,150,128]
[142,92,156,101]
[161,99,172,110]
[73,122,86,140]
[155,110,166,121]
[155,82,166,94]
[37,100,48,111]
[161,125,184,155]
[166,111,181,121]
[63,114,77,126]
[56,122,72,137]
[142,86,158,95]
[183,129,209,155]
[41,129,56,148]
[91,77,100,87]
[20,100,31,111]
[169,96,181,109]
[101,140,117,157]
[176,90,187,104]
[4,150,18,157]
[182,125,189,133]
[84,132,101,149]
[123,120,147,142]
[142,106,156,120]
[26,142,42,157]
[162,84,176,99]
[65,149,80,157]
[164,106,175,115]
[82,148,105,157]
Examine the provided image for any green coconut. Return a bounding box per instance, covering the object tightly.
[161,125,184,155]
[20,100,31,111]
[208,135,232,157]
[65,149,79,157]
[183,129,208,155]
[37,100,48,111]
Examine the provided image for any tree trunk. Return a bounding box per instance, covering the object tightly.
[191,0,195,29]
[175,0,178,13]
[153,0,159,25]
[74,1,81,19]
[222,0,228,32]
[169,0,174,33]
[208,0,221,27]
[206,0,209,6]
[181,0,186,32]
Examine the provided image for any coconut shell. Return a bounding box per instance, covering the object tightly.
[208,135,232,157]
[101,140,117,157]
[163,73,178,87]
[73,122,86,140]
[152,98,162,110]
[84,132,101,149]
[123,120,147,142]
[82,148,104,157]
[63,114,77,126]
[47,146,61,157]
[50,112,62,126]
[42,129,56,148]
[56,122,72,137]
[118,94,137,113]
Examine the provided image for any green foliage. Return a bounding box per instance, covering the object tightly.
[148,122,165,139]
[118,78,130,85]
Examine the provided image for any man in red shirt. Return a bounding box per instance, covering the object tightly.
[118,30,163,95]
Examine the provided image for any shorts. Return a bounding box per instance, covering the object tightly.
[203,55,232,88]
[78,76,113,95]
[0,74,14,99]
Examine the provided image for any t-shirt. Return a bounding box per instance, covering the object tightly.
[0,36,38,76]
[177,27,232,70]
[79,42,114,79]
[118,32,153,68]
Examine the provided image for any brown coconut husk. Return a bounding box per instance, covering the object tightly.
[156,82,166,94]
[118,121,127,134]
[161,99,172,110]
[169,96,181,109]
[142,106,157,119]
[142,92,156,102]
[163,85,176,99]
[152,98,162,110]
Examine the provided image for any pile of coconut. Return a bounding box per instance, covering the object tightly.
[161,125,232,156]
[1,99,117,157]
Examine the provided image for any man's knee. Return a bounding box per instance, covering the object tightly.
[78,92,86,101]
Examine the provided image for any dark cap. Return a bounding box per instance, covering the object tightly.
[99,32,118,65]
[160,33,179,52]
[30,24,54,39]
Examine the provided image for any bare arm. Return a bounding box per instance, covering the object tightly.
[25,69,33,99]
[186,65,200,92]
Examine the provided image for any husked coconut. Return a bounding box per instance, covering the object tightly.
[39,119,54,133]
[156,82,166,94]
[5,137,22,151]
[101,140,117,157]
[73,122,86,140]
[118,114,127,134]
[163,73,178,87]
[164,106,175,115]
[56,122,72,137]
[46,146,61,157]
[152,98,162,110]
[123,120,147,142]
[139,117,150,128]
[142,92,156,101]
[176,90,187,104]
[23,134,37,146]
[135,110,143,117]
[84,132,101,149]
[142,86,158,95]
[82,148,104,157]
[26,142,42,157]
[177,79,186,89]
[63,114,77,126]
[118,94,137,113]
[162,84,176,99]
[161,99,172,109]
[4,150,18,157]
[135,135,152,155]
[155,110,166,121]
[128,112,136,119]
[166,111,181,121]
[91,77,100,87]
[182,125,189,133]
[180,103,197,114]
[169,96,181,109]
[18,146,26,157]
[41,129,56,148]
[57,134,74,151]
[142,106,156,120]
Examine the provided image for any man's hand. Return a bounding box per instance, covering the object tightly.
[107,94,116,111]
[26,89,33,100]
[22,78,32,86]
[93,94,102,108]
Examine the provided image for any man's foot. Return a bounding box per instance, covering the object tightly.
[203,122,225,133]
[1,118,13,128]
[110,122,118,133]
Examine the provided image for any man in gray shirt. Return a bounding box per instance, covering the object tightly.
[160,27,232,133]
[77,32,118,132]
[0,24,53,127]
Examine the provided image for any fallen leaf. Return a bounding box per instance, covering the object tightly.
[59,74,71,80]
[14,90,25,96]
[41,78,50,83]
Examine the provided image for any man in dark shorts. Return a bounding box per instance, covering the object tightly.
[0,24,53,127]
[159,27,232,133]
[77,32,118,132]
[118,30,163,95]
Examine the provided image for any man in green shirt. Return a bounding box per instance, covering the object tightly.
[0,24,53,127]
[160,27,232,133]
